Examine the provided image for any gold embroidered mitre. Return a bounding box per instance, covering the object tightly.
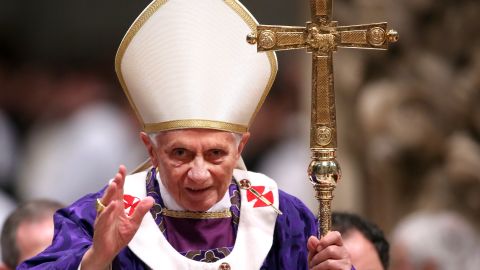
[115,0,277,133]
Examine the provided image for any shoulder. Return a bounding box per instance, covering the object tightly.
[277,190,316,228]
[54,187,107,232]
[56,170,148,222]
[123,170,149,198]
[242,170,316,226]
[237,170,277,188]
[278,190,314,216]
[262,187,316,269]
[124,170,149,184]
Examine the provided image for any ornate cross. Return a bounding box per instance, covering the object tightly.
[247,0,398,237]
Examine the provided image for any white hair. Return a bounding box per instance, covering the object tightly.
[148,132,160,146]
[391,211,479,270]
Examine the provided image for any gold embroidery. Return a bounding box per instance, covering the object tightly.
[162,208,232,219]
[144,120,247,133]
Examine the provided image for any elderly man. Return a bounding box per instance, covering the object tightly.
[19,0,353,269]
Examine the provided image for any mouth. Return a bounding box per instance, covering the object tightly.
[186,186,211,193]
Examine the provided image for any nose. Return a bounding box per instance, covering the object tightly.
[187,157,210,183]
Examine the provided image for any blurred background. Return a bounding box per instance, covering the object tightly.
[0,0,479,266]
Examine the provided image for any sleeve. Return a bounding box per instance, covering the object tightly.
[261,191,357,270]
[17,188,106,270]
[261,190,317,270]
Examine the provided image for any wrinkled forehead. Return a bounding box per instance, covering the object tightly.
[153,128,242,145]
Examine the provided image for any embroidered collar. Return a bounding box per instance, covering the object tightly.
[145,168,241,230]
[162,208,232,219]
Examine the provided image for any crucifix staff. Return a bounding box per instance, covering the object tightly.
[247,0,398,237]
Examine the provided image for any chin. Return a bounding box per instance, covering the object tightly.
[185,200,216,212]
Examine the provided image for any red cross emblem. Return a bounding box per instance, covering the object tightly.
[123,194,140,216]
[246,186,274,208]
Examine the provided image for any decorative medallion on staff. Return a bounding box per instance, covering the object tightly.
[247,0,398,237]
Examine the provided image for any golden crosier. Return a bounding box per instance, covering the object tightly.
[247,0,397,236]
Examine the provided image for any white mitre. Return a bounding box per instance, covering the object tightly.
[116,0,277,134]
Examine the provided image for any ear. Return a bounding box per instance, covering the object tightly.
[140,132,158,167]
[236,132,250,157]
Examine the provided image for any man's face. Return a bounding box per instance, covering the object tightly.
[16,217,55,265]
[343,229,384,270]
[142,129,248,211]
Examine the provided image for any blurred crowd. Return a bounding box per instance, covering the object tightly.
[354,0,480,232]
[0,0,479,268]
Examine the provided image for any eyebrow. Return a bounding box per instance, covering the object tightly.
[164,140,230,150]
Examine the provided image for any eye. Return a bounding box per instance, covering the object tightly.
[206,149,226,161]
[171,148,190,160]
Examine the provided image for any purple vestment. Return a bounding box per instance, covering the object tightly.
[17,175,344,269]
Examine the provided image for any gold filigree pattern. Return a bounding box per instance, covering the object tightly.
[313,0,328,16]
[276,32,305,47]
[144,120,248,133]
[340,30,367,44]
[314,55,331,124]
[202,251,220,263]
[162,208,232,219]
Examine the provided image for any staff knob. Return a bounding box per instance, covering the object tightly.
[246,33,257,44]
[387,29,399,43]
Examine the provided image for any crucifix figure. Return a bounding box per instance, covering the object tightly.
[247,0,398,237]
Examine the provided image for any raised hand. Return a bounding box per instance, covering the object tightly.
[307,231,352,270]
[81,165,154,269]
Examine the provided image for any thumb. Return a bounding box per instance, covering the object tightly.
[130,197,154,225]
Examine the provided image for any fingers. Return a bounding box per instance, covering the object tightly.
[309,259,351,270]
[117,165,127,190]
[91,200,125,262]
[100,181,117,207]
[99,165,127,206]
[94,200,119,227]
[317,231,344,251]
[308,231,351,269]
[309,244,348,268]
[308,236,320,262]
[130,197,154,225]
[113,165,127,201]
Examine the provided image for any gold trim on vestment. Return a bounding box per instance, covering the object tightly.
[162,208,232,219]
[115,0,167,131]
[144,120,248,133]
[225,0,278,128]
[114,0,277,133]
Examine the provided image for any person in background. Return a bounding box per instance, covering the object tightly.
[0,199,63,270]
[332,212,389,270]
[390,210,479,270]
